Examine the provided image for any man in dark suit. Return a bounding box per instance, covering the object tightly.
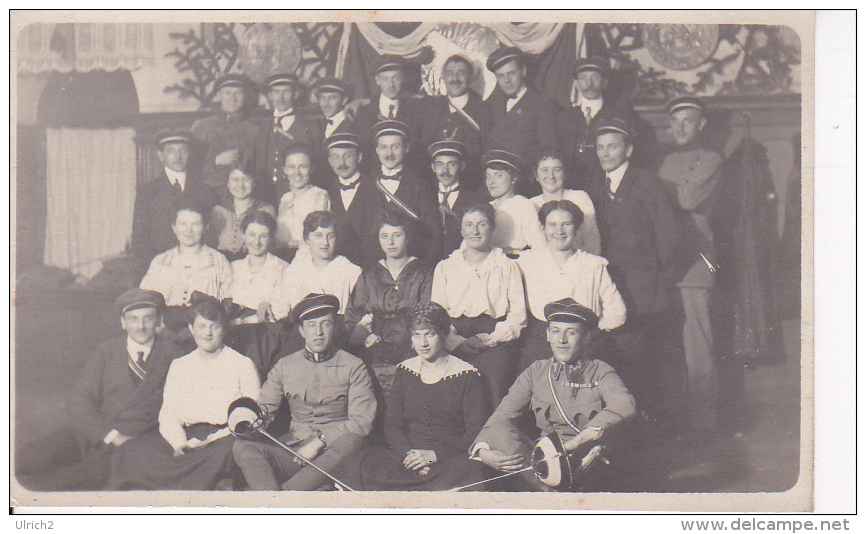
[353,55,423,174]
[307,77,358,189]
[485,46,558,196]
[250,73,314,206]
[190,74,260,193]
[555,57,639,190]
[587,115,683,427]
[15,289,181,490]
[417,55,492,191]
[131,128,219,277]
[427,139,480,258]
[321,132,368,266]
[355,119,443,267]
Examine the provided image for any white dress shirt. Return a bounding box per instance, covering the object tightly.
[158,346,260,451]
[431,243,527,345]
[274,107,295,131]
[606,161,630,194]
[438,182,460,209]
[572,90,604,122]
[164,167,187,191]
[276,185,331,248]
[325,108,347,138]
[379,94,399,118]
[448,93,469,114]
[505,85,528,112]
[517,247,627,331]
[339,171,362,209]
[379,165,402,195]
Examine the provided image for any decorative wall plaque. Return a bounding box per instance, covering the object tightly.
[642,24,720,71]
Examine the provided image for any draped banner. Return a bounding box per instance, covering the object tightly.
[337,22,581,102]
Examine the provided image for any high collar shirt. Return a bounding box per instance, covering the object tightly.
[606,161,630,194]
[516,247,627,331]
[325,109,347,138]
[274,107,296,132]
[438,182,461,209]
[447,92,470,114]
[431,243,526,344]
[158,345,260,451]
[339,171,362,209]
[572,90,604,122]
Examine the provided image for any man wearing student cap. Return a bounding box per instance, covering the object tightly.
[355,119,443,267]
[588,114,683,428]
[250,72,314,205]
[485,46,557,193]
[322,132,369,265]
[555,56,638,190]
[417,54,492,189]
[656,95,724,441]
[191,73,260,192]
[233,293,377,491]
[131,128,219,276]
[16,289,181,490]
[353,55,422,151]
[428,139,481,257]
[309,76,357,155]
[469,297,636,491]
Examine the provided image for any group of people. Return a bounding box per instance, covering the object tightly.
[18,45,729,493]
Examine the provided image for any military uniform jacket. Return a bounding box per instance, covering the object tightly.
[250,113,314,206]
[67,336,182,448]
[657,145,724,288]
[355,170,444,268]
[486,86,558,171]
[258,349,377,446]
[472,358,636,455]
[417,92,492,190]
[190,112,260,191]
[131,171,219,266]
[588,164,682,316]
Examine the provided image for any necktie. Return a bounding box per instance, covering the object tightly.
[440,188,456,208]
[606,175,615,200]
[387,104,396,119]
[136,351,146,367]
[172,180,182,194]
[584,106,593,125]
[129,350,146,382]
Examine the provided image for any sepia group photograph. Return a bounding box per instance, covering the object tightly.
[9,9,822,513]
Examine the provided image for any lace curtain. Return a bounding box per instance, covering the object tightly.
[18,23,154,73]
[43,128,137,279]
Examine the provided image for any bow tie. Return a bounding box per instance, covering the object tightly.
[381,172,401,181]
[325,118,334,125]
[339,179,360,191]
[274,109,294,119]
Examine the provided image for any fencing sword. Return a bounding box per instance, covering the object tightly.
[227,397,356,491]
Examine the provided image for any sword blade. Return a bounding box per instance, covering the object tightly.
[258,429,356,491]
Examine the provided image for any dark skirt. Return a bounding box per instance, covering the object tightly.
[450,315,519,407]
[109,429,236,490]
[346,445,484,491]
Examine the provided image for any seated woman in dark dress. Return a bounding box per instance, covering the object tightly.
[344,301,486,491]
[344,208,434,398]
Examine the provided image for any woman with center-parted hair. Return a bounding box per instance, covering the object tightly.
[207,162,276,261]
[275,143,331,263]
[431,202,527,407]
[139,196,233,332]
[108,297,260,490]
[339,301,487,491]
[344,207,434,398]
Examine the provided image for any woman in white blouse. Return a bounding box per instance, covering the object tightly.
[431,202,527,406]
[227,211,288,325]
[275,144,330,262]
[140,197,232,331]
[529,149,602,256]
[516,199,627,371]
[483,149,547,257]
